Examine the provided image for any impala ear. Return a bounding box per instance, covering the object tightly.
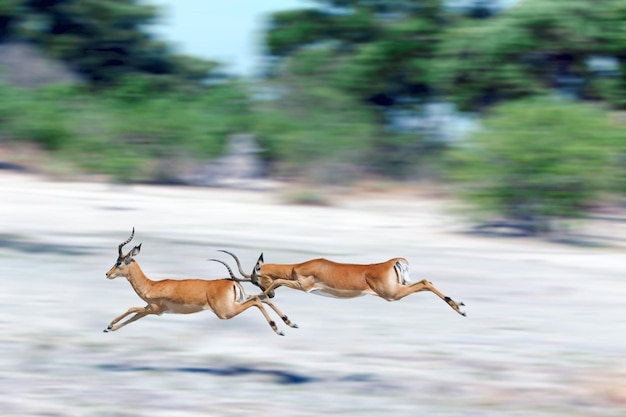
[129,243,141,258]
[124,243,141,265]
[251,252,263,285]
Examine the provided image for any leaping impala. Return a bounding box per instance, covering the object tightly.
[104,229,298,336]
[212,250,466,316]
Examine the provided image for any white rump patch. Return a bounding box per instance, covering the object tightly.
[394,260,411,285]
[233,283,246,303]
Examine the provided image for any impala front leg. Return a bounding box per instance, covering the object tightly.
[261,276,315,298]
[104,305,161,332]
[261,279,295,298]
[105,312,148,332]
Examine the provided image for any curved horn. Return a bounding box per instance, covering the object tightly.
[217,250,251,278]
[207,258,249,282]
[118,227,135,257]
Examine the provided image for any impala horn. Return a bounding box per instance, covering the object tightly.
[118,227,135,257]
[217,249,252,278]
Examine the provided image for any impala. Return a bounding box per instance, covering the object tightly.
[214,250,466,316]
[104,229,297,336]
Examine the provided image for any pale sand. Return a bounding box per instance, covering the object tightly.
[1,172,625,416]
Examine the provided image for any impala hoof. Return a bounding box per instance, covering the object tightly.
[458,301,466,316]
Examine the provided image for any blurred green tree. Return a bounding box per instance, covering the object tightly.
[0,0,221,88]
[252,75,379,179]
[449,97,626,233]
[0,80,252,180]
[265,0,626,112]
[265,0,444,107]
[261,1,448,178]
[433,0,626,110]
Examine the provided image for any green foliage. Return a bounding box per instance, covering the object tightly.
[252,80,434,180]
[253,83,376,170]
[260,1,447,179]
[0,82,251,181]
[265,0,444,105]
[2,0,625,213]
[265,0,626,112]
[433,22,542,109]
[589,76,626,109]
[1,0,221,88]
[433,0,626,110]
[0,84,74,150]
[449,98,626,232]
[266,9,331,56]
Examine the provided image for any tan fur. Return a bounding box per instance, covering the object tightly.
[251,255,465,316]
[104,231,297,335]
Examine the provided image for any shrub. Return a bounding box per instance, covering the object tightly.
[449,97,626,233]
[251,85,377,178]
[0,82,252,181]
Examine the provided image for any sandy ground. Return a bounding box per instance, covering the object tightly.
[1,172,626,417]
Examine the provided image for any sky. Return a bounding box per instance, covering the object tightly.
[149,0,303,78]
[147,0,519,78]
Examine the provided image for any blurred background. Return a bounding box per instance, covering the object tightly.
[0,0,624,232]
[1,0,626,416]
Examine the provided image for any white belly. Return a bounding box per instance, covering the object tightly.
[308,287,371,299]
[163,302,204,314]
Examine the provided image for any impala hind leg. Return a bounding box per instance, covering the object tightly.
[260,298,298,328]
[411,280,465,316]
[380,280,466,316]
[229,297,286,336]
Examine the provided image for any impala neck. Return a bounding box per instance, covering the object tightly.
[124,261,154,300]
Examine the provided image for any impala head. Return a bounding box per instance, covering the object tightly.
[106,228,142,279]
[251,253,276,298]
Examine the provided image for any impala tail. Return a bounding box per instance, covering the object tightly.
[394,259,411,285]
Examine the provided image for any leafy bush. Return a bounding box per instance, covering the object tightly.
[252,84,377,176]
[0,85,75,150]
[449,97,626,233]
[0,82,251,181]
